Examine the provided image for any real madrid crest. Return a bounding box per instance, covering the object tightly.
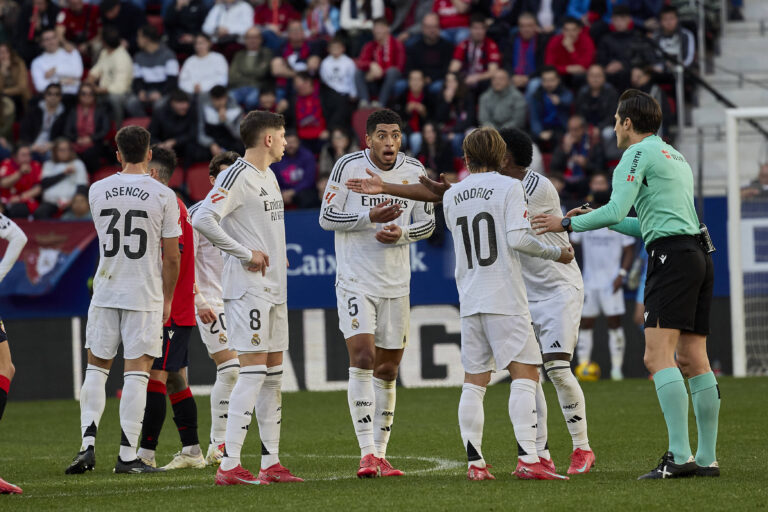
[219,333,228,344]
[251,333,261,346]
[351,318,359,330]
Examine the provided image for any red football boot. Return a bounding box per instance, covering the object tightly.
[467,464,495,481]
[0,477,22,494]
[357,454,379,478]
[539,457,556,473]
[258,463,304,483]
[215,465,269,486]
[514,459,569,480]
[378,458,404,477]
[567,448,596,475]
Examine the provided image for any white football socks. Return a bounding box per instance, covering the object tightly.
[210,360,239,445]
[373,377,396,459]
[509,379,539,464]
[348,367,376,457]
[577,329,593,364]
[608,328,626,374]
[221,364,266,471]
[119,371,149,462]
[535,379,551,461]
[458,383,486,468]
[256,365,283,469]
[80,364,109,450]
[544,360,590,451]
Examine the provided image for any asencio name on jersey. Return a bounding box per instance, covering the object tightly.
[103,186,151,201]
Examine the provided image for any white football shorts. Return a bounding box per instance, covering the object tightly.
[85,305,163,360]
[529,286,584,355]
[336,286,409,350]
[196,303,230,354]
[582,285,625,318]
[224,293,288,354]
[460,313,542,374]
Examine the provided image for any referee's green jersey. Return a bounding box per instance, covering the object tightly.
[571,135,700,244]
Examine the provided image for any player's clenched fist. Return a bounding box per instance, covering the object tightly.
[246,250,270,276]
[368,199,402,223]
[197,307,217,324]
[557,246,575,264]
[375,224,402,244]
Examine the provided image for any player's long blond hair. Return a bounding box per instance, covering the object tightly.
[462,127,506,174]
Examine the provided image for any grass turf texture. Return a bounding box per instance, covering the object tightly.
[2,377,767,511]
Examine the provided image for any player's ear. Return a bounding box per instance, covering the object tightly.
[146,148,153,163]
[365,133,372,149]
[116,151,122,164]
[265,133,273,148]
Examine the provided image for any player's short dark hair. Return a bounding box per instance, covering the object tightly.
[209,151,239,177]
[149,145,177,185]
[102,26,121,49]
[240,110,285,149]
[116,126,151,164]
[210,85,228,99]
[470,13,486,26]
[139,24,160,43]
[366,109,402,135]
[617,89,662,134]
[563,16,582,27]
[540,65,559,77]
[169,89,190,103]
[660,5,678,17]
[463,127,506,173]
[498,128,533,168]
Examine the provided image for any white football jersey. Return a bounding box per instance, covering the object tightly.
[0,213,27,282]
[193,158,287,304]
[519,170,583,301]
[189,201,224,307]
[570,228,635,289]
[443,172,530,317]
[89,172,181,311]
[319,150,435,298]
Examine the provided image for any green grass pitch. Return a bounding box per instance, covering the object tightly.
[2,377,767,511]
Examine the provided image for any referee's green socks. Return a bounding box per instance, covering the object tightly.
[689,371,720,466]
[653,367,693,464]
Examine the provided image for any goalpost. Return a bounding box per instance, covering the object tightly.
[726,107,768,377]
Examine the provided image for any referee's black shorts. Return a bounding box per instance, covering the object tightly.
[644,235,714,335]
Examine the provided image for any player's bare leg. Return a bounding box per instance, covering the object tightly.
[606,315,626,380]
[66,350,112,475]
[461,371,494,481]
[372,347,404,476]
[576,317,595,365]
[347,333,379,477]
[0,335,22,493]
[207,349,239,464]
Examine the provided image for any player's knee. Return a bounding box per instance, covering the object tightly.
[374,362,398,381]
[350,352,375,370]
[464,372,490,387]
[166,372,187,394]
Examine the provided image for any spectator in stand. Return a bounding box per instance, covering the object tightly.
[0,145,42,217]
[596,5,657,91]
[0,96,13,160]
[86,26,132,126]
[60,186,91,220]
[626,0,663,30]
[527,65,573,145]
[257,87,289,113]
[303,0,340,42]
[125,25,180,117]
[354,18,405,108]
[629,65,673,139]
[20,83,67,160]
[179,33,228,95]
[164,0,207,56]
[271,130,318,209]
[253,0,301,53]
[202,0,254,45]
[544,16,594,88]
[34,137,88,219]
[319,37,357,130]
[432,0,470,45]
[504,12,548,91]
[416,121,454,180]
[62,83,110,173]
[99,0,146,54]
[287,72,328,154]
[338,0,384,57]
[478,68,526,132]
[393,69,433,155]
[198,85,244,157]
[448,14,501,96]
[550,114,604,198]
[55,0,100,58]
[527,0,568,34]
[149,89,205,164]
[318,127,359,176]
[655,5,695,80]
[404,13,454,96]
[434,71,475,156]
[30,29,83,101]
[741,162,768,200]
[272,20,322,99]
[575,63,617,128]
[229,26,273,111]
[15,0,60,63]
[0,44,31,113]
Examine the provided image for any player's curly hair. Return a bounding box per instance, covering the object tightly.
[209,151,240,177]
[366,109,402,135]
[498,128,533,168]
[462,127,506,173]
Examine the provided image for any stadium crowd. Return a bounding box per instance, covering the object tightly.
[0,0,739,222]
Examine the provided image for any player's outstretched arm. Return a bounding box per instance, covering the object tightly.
[0,215,27,283]
[345,169,447,203]
[609,217,642,237]
[507,228,574,264]
[161,236,181,324]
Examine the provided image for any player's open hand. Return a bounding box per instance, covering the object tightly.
[532,214,565,234]
[375,224,402,244]
[247,250,270,276]
[346,169,383,195]
[418,173,452,199]
[369,199,402,223]
[198,307,217,324]
[565,206,593,218]
[556,246,574,264]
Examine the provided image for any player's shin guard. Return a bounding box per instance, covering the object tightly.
[0,375,9,421]
[544,360,590,451]
[535,379,551,461]
[139,379,167,453]
[509,379,539,464]
[210,360,239,445]
[458,383,486,468]
[79,365,109,450]
[608,328,626,373]
[221,365,266,471]
[256,365,283,469]
[577,329,593,364]
[170,387,200,451]
[689,371,720,467]
[373,377,396,459]
[119,371,150,462]
[348,367,375,457]
[653,367,693,464]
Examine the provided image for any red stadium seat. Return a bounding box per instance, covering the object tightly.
[121,117,151,130]
[168,166,185,189]
[352,108,377,149]
[147,15,164,36]
[186,162,212,201]
[92,166,117,182]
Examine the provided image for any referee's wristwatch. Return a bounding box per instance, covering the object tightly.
[561,217,573,233]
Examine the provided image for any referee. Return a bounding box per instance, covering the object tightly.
[532,90,721,480]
